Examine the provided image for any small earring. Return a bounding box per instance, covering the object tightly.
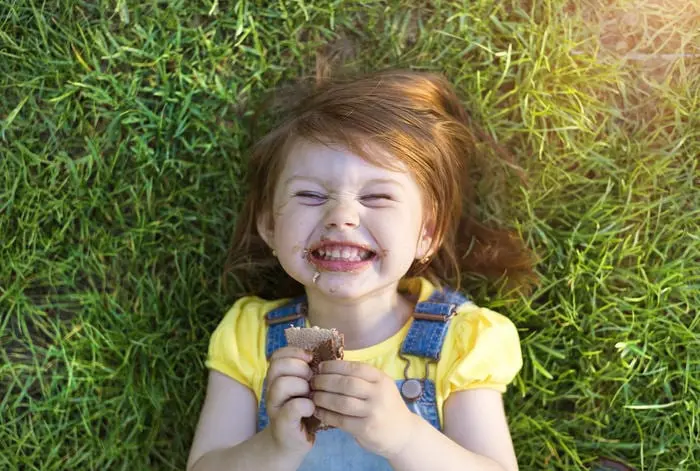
[420,255,431,265]
[272,249,278,257]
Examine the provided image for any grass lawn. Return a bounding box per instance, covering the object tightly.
[1,0,698,469]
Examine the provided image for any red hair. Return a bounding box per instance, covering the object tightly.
[224,69,537,298]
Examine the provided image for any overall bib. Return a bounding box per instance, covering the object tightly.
[258,288,469,471]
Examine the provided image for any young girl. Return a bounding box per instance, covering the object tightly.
[187,69,536,471]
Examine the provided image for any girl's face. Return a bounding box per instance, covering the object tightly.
[258,138,433,301]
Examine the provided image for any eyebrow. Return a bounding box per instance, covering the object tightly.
[284,176,403,187]
[284,175,326,186]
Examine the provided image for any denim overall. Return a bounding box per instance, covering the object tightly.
[258,288,470,471]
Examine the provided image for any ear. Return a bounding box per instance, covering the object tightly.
[415,220,436,260]
[256,212,275,250]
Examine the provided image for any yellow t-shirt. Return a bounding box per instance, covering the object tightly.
[206,277,522,426]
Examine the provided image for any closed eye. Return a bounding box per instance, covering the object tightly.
[361,194,393,200]
[293,191,328,205]
[360,194,394,206]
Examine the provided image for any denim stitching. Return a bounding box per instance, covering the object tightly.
[259,299,306,430]
[401,318,449,359]
[265,300,306,358]
[266,296,307,320]
[258,287,469,433]
[258,379,270,431]
[400,287,470,359]
[414,302,454,316]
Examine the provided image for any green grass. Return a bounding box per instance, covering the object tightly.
[1,0,698,469]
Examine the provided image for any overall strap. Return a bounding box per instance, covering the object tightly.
[259,297,307,431]
[264,296,307,358]
[400,287,471,360]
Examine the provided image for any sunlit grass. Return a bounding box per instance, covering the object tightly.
[1,0,698,469]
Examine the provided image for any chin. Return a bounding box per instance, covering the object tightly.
[316,283,365,300]
[310,272,400,300]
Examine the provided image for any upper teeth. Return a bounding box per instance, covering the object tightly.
[316,246,371,261]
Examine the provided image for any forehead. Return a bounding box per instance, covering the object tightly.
[281,138,411,185]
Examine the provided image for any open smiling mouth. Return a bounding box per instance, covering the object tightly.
[306,244,378,271]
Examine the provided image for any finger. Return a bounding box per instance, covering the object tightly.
[311,391,368,418]
[268,376,311,413]
[318,360,382,382]
[270,347,313,363]
[311,374,373,399]
[313,407,362,431]
[279,397,315,423]
[267,358,313,384]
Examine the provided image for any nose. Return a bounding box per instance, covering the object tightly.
[323,199,360,229]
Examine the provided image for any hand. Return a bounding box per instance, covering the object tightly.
[310,360,420,458]
[265,347,316,454]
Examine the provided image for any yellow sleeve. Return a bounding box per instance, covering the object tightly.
[205,296,277,399]
[439,306,523,394]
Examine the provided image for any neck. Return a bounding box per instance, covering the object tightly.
[305,282,415,350]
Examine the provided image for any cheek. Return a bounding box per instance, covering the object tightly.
[273,207,314,246]
[370,210,422,249]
